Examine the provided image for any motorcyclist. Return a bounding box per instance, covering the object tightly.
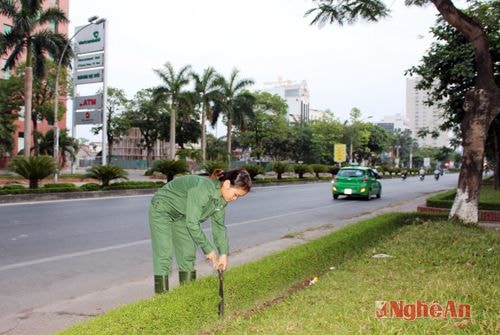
[401,168,408,180]
[434,168,440,180]
[419,168,425,181]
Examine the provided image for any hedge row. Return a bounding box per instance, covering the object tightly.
[426,189,500,211]
[0,181,165,195]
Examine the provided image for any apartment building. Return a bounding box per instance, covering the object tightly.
[405,77,449,147]
[261,78,310,123]
[0,0,69,163]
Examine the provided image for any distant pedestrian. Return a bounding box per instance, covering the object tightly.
[148,168,251,293]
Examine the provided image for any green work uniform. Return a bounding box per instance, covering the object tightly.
[149,175,229,275]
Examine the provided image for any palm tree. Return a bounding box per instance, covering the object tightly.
[153,62,192,160]
[212,69,254,164]
[0,0,71,157]
[191,67,221,163]
[38,128,78,169]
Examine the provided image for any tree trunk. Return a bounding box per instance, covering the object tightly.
[226,118,232,166]
[449,89,493,223]
[201,103,206,163]
[147,145,153,168]
[169,100,176,160]
[29,178,38,189]
[32,118,38,156]
[24,67,33,157]
[431,0,500,223]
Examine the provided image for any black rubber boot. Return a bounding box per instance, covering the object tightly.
[154,275,169,294]
[179,270,196,284]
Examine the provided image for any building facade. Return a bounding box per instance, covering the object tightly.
[261,78,310,123]
[1,0,69,164]
[405,77,449,147]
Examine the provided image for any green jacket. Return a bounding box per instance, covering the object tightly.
[152,175,229,255]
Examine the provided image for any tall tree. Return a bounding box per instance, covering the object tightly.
[0,0,71,157]
[126,89,163,167]
[92,87,131,163]
[191,67,221,162]
[407,0,500,188]
[239,91,289,161]
[0,74,22,156]
[212,69,254,164]
[153,62,191,160]
[306,0,500,224]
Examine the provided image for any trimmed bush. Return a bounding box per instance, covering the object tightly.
[269,161,289,180]
[292,164,312,179]
[1,184,26,190]
[43,183,78,189]
[310,164,327,178]
[242,164,265,180]
[107,181,165,190]
[79,183,102,191]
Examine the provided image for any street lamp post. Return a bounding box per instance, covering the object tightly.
[53,15,103,182]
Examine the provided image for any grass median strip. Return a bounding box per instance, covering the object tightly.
[59,212,490,335]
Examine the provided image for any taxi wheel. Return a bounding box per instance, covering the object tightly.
[376,191,381,199]
[333,194,339,200]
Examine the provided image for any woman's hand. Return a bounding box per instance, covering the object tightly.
[206,250,218,269]
[218,254,228,271]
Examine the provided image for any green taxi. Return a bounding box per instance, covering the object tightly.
[332,166,382,200]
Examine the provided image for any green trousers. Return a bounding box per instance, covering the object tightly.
[149,201,197,275]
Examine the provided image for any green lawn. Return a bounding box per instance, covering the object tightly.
[209,221,498,334]
[57,214,498,335]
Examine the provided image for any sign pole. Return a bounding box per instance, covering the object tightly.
[101,20,108,166]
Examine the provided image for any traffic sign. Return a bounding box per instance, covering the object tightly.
[75,69,103,84]
[75,110,102,125]
[75,94,103,110]
[74,23,104,54]
[76,52,104,70]
[334,144,347,163]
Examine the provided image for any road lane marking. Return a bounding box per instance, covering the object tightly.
[0,202,342,272]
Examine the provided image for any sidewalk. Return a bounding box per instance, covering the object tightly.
[0,194,436,335]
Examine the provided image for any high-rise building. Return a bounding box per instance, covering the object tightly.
[261,78,310,123]
[405,77,450,147]
[0,0,69,165]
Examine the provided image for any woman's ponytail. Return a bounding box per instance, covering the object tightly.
[213,168,251,192]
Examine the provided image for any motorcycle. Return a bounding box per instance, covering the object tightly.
[419,174,425,181]
[434,172,440,181]
[401,173,408,181]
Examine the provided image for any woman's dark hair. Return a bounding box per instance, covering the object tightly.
[211,168,252,192]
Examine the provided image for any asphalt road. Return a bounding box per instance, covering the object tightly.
[0,173,458,319]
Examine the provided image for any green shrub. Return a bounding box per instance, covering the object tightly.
[8,155,57,189]
[292,164,312,179]
[150,160,188,182]
[83,165,128,187]
[107,181,164,190]
[79,183,102,191]
[269,161,289,180]
[242,164,265,180]
[43,183,77,189]
[310,164,327,178]
[1,184,26,190]
[201,161,228,176]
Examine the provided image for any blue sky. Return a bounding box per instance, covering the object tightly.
[67,0,456,140]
